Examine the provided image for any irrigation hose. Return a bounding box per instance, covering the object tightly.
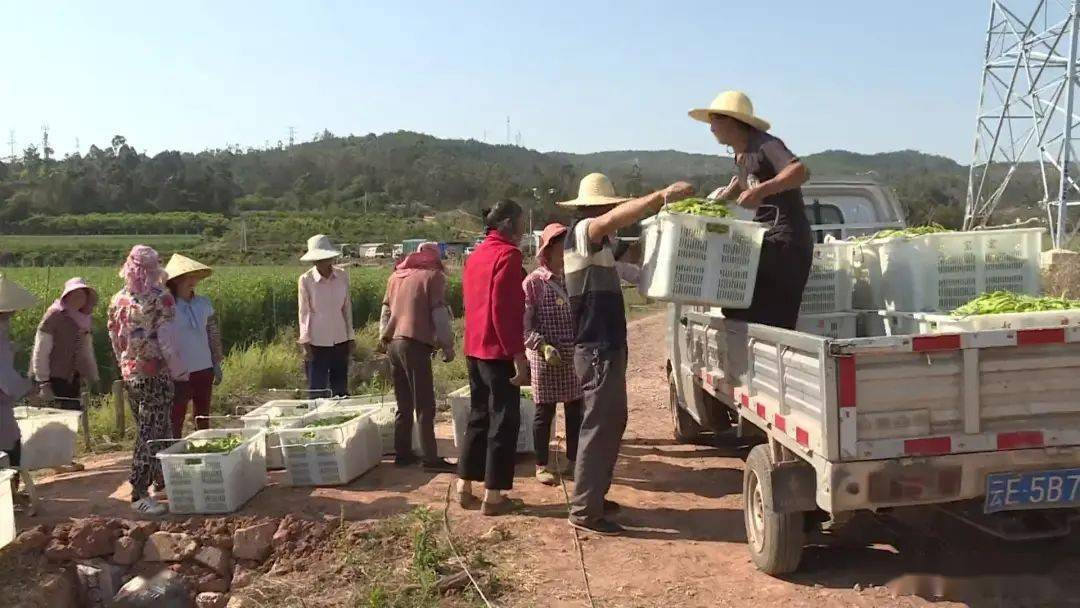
[442,480,497,608]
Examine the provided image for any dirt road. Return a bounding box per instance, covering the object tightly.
[17,314,1080,607]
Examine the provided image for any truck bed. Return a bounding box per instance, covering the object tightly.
[671,305,1080,512]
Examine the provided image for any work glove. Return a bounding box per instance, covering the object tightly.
[542,344,563,366]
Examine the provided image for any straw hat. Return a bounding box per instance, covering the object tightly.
[688,91,770,131]
[0,273,38,313]
[300,234,342,262]
[557,173,631,207]
[537,223,568,257]
[165,254,213,283]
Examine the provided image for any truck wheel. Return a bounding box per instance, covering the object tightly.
[744,444,805,575]
[670,373,703,443]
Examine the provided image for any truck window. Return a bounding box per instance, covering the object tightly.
[805,199,844,242]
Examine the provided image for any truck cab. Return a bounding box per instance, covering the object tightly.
[724,176,906,242]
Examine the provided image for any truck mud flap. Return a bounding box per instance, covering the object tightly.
[767,463,818,513]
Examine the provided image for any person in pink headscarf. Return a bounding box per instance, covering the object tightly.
[379,241,456,471]
[107,245,185,516]
[31,277,100,408]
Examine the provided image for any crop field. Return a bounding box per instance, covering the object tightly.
[2,265,463,383]
[1,234,206,266]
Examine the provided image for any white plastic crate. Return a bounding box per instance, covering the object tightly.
[276,408,382,486]
[877,311,925,336]
[0,469,14,551]
[639,212,766,307]
[156,428,267,514]
[795,312,858,338]
[13,406,82,470]
[873,228,1044,312]
[448,386,535,454]
[320,399,419,455]
[240,400,319,470]
[800,241,857,314]
[882,309,1080,335]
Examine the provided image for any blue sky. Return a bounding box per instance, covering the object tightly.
[1,1,986,161]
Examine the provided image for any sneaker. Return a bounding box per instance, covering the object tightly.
[131,497,167,516]
[604,499,622,514]
[569,517,625,536]
[481,497,524,516]
[422,458,456,473]
[535,467,558,486]
[394,453,420,467]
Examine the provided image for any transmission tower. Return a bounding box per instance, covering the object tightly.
[41,123,51,161]
[6,130,14,162]
[287,126,296,147]
[966,0,1080,248]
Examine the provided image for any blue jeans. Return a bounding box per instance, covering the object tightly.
[307,342,350,397]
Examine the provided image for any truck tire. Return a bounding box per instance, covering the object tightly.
[670,373,704,443]
[743,444,805,575]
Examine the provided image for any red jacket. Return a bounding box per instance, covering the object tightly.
[464,231,525,360]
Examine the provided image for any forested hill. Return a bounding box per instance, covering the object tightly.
[0,130,1014,232]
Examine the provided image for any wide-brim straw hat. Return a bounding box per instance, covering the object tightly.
[0,273,38,313]
[688,90,770,132]
[301,234,342,262]
[165,254,213,283]
[60,277,98,309]
[557,173,631,207]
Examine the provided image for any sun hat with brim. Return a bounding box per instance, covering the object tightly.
[557,173,631,207]
[537,223,569,257]
[0,273,38,313]
[60,277,98,308]
[688,90,770,132]
[165,254,213,284]
[300,234,342,262]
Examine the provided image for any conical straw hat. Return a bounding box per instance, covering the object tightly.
[557,173,631,207]
[688,90,770,131]
[0,273,38,313]
[165,254,213,283]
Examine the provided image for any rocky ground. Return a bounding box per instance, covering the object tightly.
[6,313,1080,607]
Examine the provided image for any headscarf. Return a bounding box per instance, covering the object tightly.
[119,245,166,296]
[394,242,444,277]
[47,293,94,332]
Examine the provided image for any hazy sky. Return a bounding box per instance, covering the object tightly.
[1,1,986,161]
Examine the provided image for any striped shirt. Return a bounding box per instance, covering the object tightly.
[563,219,627,349]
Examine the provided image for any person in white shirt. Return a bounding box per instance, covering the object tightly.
[298,234,354,397]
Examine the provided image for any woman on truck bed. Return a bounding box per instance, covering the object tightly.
[690,90,813,329]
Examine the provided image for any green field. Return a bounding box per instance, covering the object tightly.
[2,266,463,384]
[1,234,206,266]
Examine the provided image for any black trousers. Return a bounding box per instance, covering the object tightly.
[51,375,82,410]
[533,400,583,467]
[458,357,520,491]
[308,342,350,397]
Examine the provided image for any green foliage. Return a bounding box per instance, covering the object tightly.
[183,435,242,454]
[666,197,733,217]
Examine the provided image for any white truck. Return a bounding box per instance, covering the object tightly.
[667,178,1080,574]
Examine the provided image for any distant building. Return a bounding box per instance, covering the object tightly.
[356,243,390,259]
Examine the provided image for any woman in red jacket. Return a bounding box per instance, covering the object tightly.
[457,199,530,516]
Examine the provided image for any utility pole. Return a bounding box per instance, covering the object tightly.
[966,0,1080,248]
[75,137,80,156]
[41,123,51,161]
[506,116,511,145]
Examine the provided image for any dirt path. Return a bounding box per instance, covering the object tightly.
[17,313,1080,607]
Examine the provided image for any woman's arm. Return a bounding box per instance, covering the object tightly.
[31,329,53,383]
[206,313,224,367]
[738,160,809,208]
[522,274,545,351]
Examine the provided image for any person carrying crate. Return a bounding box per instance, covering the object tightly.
[557,173,694,535]
[379,241,456,472]
[690,91,813,329]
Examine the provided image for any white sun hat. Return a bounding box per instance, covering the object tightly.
[688,90,771,132]
[557,173,631,207]
[0,273,38,313]
[300,234,342,262]
[165,254,213,283]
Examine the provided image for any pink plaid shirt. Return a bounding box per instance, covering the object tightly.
[523,266,582,405]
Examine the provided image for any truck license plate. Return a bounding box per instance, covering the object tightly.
[985,468,1080,513]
